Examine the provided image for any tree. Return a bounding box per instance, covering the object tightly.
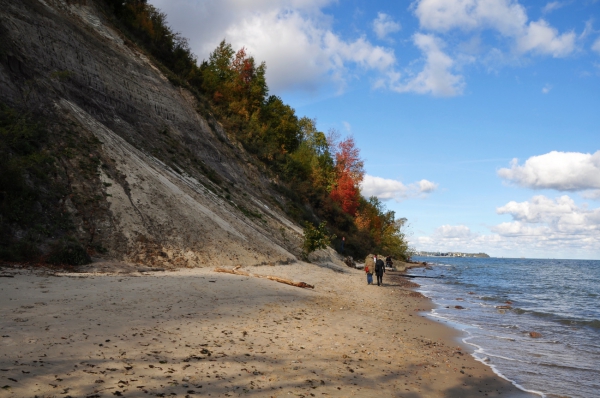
[355,197,412,261]
[302,222,335,261]
[202,40,235,103]
[330,136,364,216]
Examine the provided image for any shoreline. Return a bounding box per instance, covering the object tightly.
[425,303,545,398]
[0,259,534,397]
[405,262,544,398]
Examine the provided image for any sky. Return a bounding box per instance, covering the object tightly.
[147,0,600,259]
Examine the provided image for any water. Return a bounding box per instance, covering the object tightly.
[409,256,600,398]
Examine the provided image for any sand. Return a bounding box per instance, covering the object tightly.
[0,260,534,397]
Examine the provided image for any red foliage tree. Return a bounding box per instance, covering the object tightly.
[330,136,364,215]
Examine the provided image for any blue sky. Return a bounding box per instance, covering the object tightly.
[148,0,600,259]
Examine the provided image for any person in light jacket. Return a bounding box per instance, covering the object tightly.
[365,255,374,285]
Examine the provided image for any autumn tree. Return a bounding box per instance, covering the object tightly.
[330,136,364,216]
[355,197,411,260]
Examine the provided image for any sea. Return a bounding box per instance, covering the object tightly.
[409,256,600,398]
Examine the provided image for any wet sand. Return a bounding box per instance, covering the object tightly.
[0,260,534,397]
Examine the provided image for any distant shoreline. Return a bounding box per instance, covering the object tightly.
[416,253,491,258]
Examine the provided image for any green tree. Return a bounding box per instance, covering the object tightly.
[302,221,335,261]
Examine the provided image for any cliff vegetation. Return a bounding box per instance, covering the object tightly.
[0,0,412,265]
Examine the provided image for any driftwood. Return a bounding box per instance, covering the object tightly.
[215,267,250,277]
[214,267,314,289]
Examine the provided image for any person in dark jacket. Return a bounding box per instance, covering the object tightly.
[375,257,385,286]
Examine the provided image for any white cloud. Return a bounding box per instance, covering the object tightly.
[391,33,465,96]
[593,37,600,54]
[582,190,600,200]
[373,12,401,40]
[496,195,582,223]
[415,224,501,252]
[495,195,600,239]
[418,179,439,193]
[516,20,576,58]
[580,19,594,41]
[148,0,398,93]
[412,0,576,57]
[414,0,528,35]
[542,83,552,94]
[434,224,474,239]
[342,121,351,132]
[498,150,600,191]
[361,175,438,201]
[542,1,566,14]
[415,195,600,257]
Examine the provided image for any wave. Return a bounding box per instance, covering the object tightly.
[494,335,517,341]
[468,353,546,397]
[536,362,599,373]
[557,318,600,329]
[513,308,600,329]
[500,324,520,329]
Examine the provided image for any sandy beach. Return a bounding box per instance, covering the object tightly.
[0,259,533,397]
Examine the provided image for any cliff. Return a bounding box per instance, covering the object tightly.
[0,0,306,267]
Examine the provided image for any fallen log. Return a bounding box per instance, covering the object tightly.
[214,267,314,289]
[214,267,250,277]
[265,275,314,289]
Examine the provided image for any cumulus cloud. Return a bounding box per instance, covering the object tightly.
[498,150,600,191]
[516,20,576,57]
[418,179,439,193]
[495,195,600,239]
[373,12,401,40]
[497,195,582,224]
[391,33,465,96]
[413,0,576,57]
[582,190,600,200]
[414,0,528,35]
[148,0,398,93]
[415,195,600,257]
[360,175,438,201]
[415,224,502,253]
[434,224,474,239]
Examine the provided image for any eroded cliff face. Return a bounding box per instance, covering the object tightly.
[0,0,303,267]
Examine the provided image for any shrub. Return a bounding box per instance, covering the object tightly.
[47,238,92,266]
[0,239,41,262]
[302,221,335,261]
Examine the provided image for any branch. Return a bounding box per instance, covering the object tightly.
[214,267,314,289]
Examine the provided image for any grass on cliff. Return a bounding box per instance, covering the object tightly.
[0,104,96,265]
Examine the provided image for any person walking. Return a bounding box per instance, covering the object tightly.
[385,255,393,269]
[375,256,385,286]
[365,255,374,285]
